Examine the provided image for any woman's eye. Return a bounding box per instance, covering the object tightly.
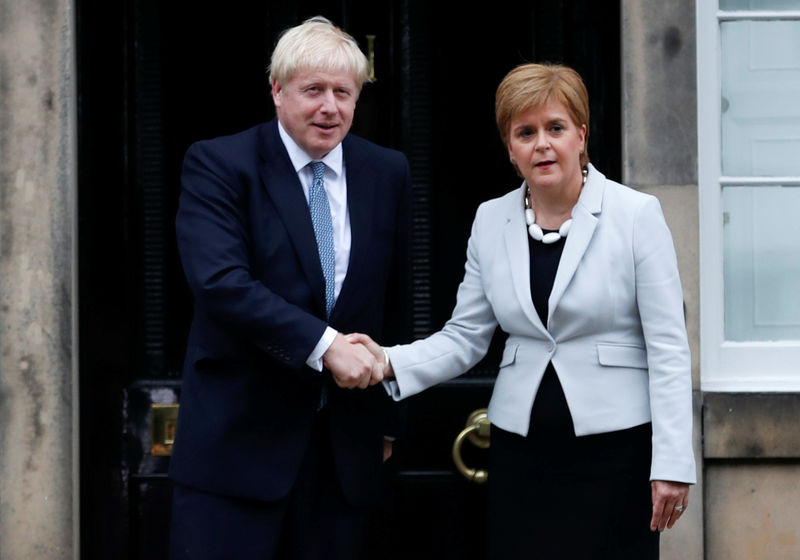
[551,124,563,133]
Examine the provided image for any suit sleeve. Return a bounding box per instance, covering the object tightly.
[633,196,697,484]
[176,141,328,369]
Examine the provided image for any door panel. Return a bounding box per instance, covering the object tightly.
[78,1,619,558]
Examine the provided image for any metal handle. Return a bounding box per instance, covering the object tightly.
[451,408,490,483]
[151,403,179,456]
[366,35,376,81]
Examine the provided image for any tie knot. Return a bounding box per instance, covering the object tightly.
[310,161,326,182]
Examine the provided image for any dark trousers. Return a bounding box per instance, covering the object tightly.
[170,409,369,560]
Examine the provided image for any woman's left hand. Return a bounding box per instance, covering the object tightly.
[650,480,690,532]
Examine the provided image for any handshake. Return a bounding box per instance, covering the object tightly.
[322,333,395,389]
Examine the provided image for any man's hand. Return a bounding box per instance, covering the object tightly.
[323,333,383,389]
[345,333,394,379]
[650,480,690,532]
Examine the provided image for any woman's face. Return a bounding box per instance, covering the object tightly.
[507,100,586,194]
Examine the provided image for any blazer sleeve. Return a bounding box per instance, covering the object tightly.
[176,140,328,369]
[385,204,499,399]
[633,196,697,484]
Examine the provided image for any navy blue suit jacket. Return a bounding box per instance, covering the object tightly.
[169,119,411,507]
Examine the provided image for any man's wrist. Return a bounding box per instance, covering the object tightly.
[306,327,338,371]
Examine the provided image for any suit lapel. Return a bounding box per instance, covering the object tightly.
[547,165,605,323]
[503,183,549,335]
[330,137,373,320]
[257,121,327,315]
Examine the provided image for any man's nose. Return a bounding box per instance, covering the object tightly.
[319,89,336,112]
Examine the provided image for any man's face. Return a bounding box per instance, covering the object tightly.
[272,69,359,159]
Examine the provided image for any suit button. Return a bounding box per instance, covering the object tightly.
[547,342,555,353]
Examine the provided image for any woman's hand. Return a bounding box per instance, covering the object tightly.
[650,480,690,532]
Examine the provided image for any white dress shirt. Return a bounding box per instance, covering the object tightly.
[277,122,351,370]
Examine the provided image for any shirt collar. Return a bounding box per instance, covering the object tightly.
[277,120,344,177]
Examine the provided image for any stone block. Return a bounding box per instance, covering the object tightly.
[706,463,800,559]
[704,393,800,459]
[622,0,698,186]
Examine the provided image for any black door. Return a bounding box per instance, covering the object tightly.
[77,1,619,558]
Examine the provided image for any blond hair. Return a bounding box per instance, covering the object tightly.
[495,63,590,168]
[268,16,370,89]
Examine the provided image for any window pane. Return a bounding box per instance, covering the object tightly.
[720,0,800,9]
[723,186,800,341]
[721,20,800,176]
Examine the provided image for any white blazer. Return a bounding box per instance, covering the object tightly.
[386,164,696,484]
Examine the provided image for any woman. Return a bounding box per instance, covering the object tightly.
[353,63,695,558]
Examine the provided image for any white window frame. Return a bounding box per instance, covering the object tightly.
[697,2,800,391]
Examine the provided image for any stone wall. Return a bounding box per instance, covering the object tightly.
[624,1,800,559]
[621,1,703,558]
[0,1,78,558]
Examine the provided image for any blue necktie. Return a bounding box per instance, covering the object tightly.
[308,161,336,318]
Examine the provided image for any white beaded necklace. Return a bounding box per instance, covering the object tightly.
[524,168,587,244]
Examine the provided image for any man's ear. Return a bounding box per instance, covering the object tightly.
[271,80,282,107]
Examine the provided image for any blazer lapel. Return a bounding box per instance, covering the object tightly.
[329,137,373,320]
[503,182,549,335]
[547,165,605,323]
[257,121,327,315]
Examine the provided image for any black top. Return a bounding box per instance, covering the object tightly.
[525,230,651,470]
[527,232,575,446]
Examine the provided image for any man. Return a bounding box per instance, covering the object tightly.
[169,16,410,559]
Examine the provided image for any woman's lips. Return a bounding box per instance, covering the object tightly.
[536,160,555,168]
